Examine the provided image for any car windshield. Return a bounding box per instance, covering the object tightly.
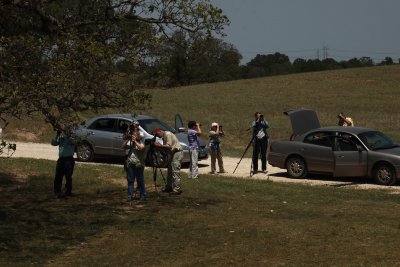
[140,119,177,134]
[358,131,398,150]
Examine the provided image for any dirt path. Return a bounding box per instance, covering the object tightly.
[4,141,400,192]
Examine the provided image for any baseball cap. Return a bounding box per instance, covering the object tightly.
[211,122,218,127]
[152,127,162,135]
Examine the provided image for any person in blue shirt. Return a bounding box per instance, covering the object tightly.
[252,112,270,174]
[51,128,76,198]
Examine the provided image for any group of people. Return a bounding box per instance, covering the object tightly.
[51,111,354,200]
[186,121,226,179]
[123,122,186,199]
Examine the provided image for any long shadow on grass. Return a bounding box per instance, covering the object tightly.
[0,172,15,187]
[0,171,222,265]
[0,172,136,265]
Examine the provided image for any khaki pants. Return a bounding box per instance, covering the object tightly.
[210,148,225,173]
[167,151,183,192]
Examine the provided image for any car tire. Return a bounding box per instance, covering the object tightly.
[373,163,396,186]
[76,142,95,162]
[286,156,307,178]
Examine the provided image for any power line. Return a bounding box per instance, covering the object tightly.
[239,46,400,63]
[329,48,400,56]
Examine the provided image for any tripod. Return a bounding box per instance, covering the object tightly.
[149,146,168,193]
[233,136,255,176]
[152,164,166,193]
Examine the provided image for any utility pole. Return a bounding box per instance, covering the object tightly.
[322,46,328,59]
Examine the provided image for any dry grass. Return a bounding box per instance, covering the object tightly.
[2,158,400,266]
[146,65,400,156]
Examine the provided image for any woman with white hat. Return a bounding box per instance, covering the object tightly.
[209,122,226,174]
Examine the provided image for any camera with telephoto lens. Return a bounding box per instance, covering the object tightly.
[218,125,225,136]
[126,130,133,139]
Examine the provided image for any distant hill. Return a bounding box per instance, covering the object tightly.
[5,65,400,157]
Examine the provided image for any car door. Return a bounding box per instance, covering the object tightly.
[87,118,117,155]
[333,133,368,177]
[303,132,335,174]
[174,113,185,132]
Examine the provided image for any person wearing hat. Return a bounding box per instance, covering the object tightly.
[123,120,143,140]
[209,122,226,174]
[337,112,354,127]
[152,127,183,195]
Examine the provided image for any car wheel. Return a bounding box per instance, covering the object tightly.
[373,163,396,185]
[76,142,95,162]
[286,156,307,178]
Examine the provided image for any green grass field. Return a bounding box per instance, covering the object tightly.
[1,158,400,266]
[2,63,400,266]
[4,65,400,157]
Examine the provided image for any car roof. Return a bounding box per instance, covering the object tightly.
[86,114,155,123]
[306,126,376,135]
[284,108,378,137]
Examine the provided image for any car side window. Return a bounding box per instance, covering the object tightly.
[88,118,116,132]
[334,133,362,151]
[304,132,332,148]
[117,120,131,133]
[336,137,358,151]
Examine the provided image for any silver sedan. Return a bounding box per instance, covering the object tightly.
[268,109,400,185]
[73,114,208,166]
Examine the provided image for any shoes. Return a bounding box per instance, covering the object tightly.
[162,188,173,193]
[127,195,133,201]
[262,170,268,174]
[65,192,73,197]
[209,171,216,174]
[56,193,66,199]
[169,190,182,195]
[139,196,146,201]
[218,170,227,173]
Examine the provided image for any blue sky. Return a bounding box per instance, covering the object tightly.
[211,0,400,64]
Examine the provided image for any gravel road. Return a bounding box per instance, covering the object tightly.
[4,141,400,192]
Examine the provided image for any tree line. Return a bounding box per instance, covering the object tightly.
[124,33,398,87]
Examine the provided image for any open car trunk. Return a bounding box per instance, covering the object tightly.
[284,108,321,137]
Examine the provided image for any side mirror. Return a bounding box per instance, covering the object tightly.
[178,127,185,132]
